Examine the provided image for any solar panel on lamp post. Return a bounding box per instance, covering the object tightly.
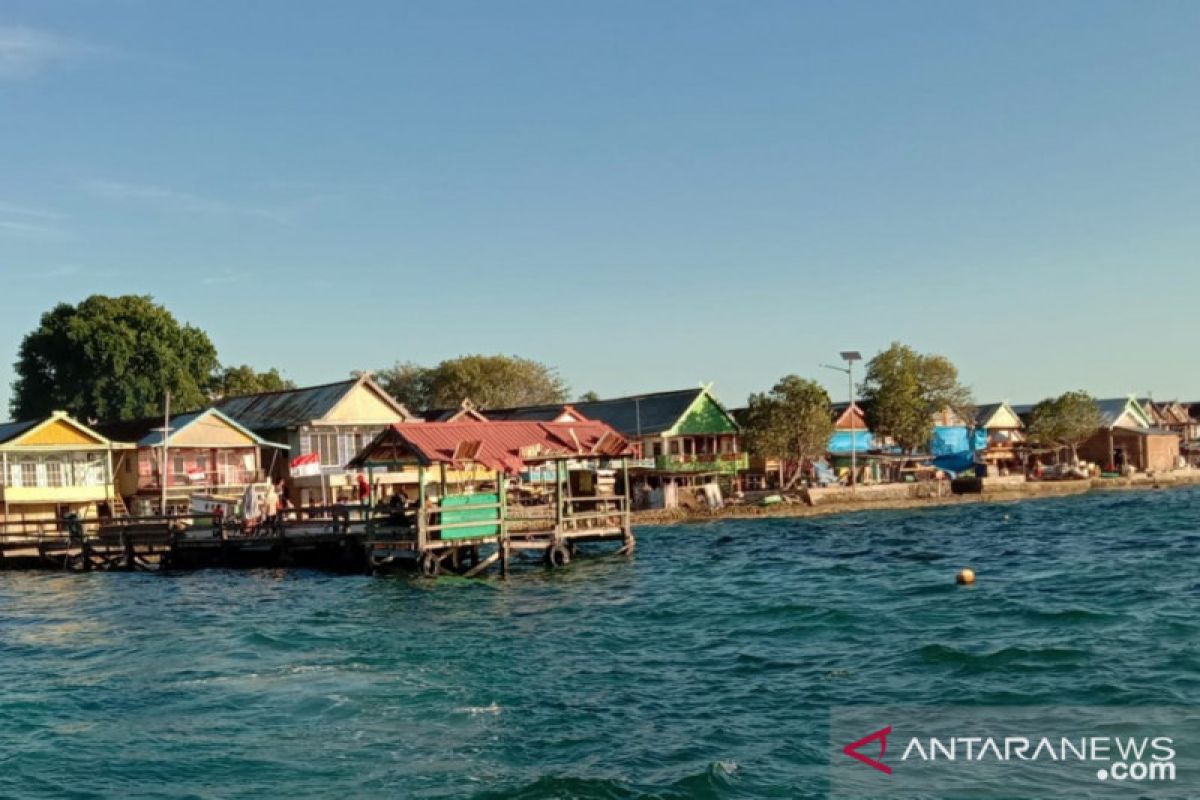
[824,351,862,489]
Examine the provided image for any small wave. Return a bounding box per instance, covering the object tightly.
[917,643,1089,671]
[891,550,946,563]
[1019,607,1118,624]
[457,702,502,715]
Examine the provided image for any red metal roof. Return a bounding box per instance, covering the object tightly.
[349,420,631,473]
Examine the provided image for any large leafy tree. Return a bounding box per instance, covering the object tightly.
[370,362,436,411]
[741,375,835,488]
[213,365,296,398]
[11,295,221,422]
[860,342,974,452]
[1027,390,1104,462]
[370,354,569,411]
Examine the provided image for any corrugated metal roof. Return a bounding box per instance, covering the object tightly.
[424,388,736,437]
[571,388,706,436]
[213,379,359,430]
[1012,397,1147,429]
[98,408,284,448]
[350,420,631,473]
[973,402,1003,426]
[477,405,579,422]
[212,376,410,431]
[1094,397,1146,428]
[0,419,40,445]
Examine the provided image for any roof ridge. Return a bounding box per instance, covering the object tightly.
[214,376,358,404]
[575,387,705,404]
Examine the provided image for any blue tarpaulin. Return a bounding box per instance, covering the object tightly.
[828,429,876,454]
[930,426,987,456]
[929,426,987,475]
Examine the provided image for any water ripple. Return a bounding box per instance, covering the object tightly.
[0,486,1198,797]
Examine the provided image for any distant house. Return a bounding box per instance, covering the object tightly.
[212,375,414,505]
[0,411,132,531]
[419,400,490,423]
[829,401,876,456]
[973,402,1025,474]
[1142,400,1199,443]
[476,387,744,488]
[1078,396,1180,473]
[422,399,582,425]
[475,403,588,424]
[929,406,987,475]
[570,386,743,484]
[97,408,288,515]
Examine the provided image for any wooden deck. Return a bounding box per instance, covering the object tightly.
[0,500,634,578]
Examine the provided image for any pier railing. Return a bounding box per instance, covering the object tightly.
[0,505,386,545]
[561,495,628,531]
[653,453,747,474]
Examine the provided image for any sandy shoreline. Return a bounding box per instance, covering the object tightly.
[631,469,1200,527]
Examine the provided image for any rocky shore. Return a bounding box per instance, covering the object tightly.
[631,468,1200,527]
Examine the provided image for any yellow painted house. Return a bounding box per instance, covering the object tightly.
[0,411,133,530]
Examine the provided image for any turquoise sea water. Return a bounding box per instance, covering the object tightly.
[1,487,1198,798]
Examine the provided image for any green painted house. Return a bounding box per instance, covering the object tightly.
[470,385,745,480]
[571,386,745,478]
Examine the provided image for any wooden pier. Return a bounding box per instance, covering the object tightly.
[0,511,371,573]
[0,419,638,578]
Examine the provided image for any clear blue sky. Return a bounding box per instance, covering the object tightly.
[2,1,1199,417]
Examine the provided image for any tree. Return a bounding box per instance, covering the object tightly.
[1027,390,1104,462]
[11,295,220,422]
[369,355,569,411]
[741,375,835,488]
[371,362,436,411]
[578,390,601,403]
[427,354,568,409]
[213,365,296,398]
[860,342,974,452]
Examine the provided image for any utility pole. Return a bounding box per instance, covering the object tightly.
[823,351,862,489]
[160,391,171,515]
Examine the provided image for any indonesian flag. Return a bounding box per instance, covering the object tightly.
[290,452,321,477]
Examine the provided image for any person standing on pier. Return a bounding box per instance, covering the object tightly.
[263,484,280,533]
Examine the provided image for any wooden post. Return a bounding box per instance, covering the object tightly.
[160,391,171,515]
[417,464,427,552]
[621,456,633,545]
[367,465,375,514]
[554,458,564,537]
[497,468,509,578]
[1,450,9,526]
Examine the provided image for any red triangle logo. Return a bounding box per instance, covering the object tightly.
[842,725,893,775]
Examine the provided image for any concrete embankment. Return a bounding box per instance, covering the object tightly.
[631,469,1200,527]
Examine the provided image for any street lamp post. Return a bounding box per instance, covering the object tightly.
[823,351,863,489]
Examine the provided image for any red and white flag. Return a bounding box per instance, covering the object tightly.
[290,452,321,477]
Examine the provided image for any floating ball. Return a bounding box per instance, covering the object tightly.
[956,567,976,586]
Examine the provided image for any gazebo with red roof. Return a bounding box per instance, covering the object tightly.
[349,420,636,577]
